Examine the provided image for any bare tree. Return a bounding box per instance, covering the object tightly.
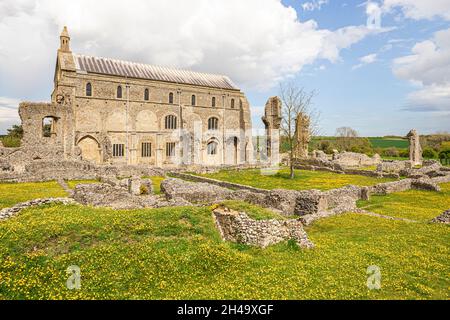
[280,82,320,179]
[335,126,359,151]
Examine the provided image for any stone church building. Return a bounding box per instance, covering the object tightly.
[18,27,280,168]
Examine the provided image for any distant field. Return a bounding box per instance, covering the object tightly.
[311,136,409,150]
[368,137,409,149]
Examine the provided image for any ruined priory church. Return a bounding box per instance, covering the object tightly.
[18,27,281,168]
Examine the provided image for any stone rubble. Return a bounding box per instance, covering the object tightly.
[213,206,314,249]
[161,178,233,203]
[431,209,450,224]
[0,198,75,220]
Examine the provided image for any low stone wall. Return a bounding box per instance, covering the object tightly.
[293,160,398,179]
[293,158,344,172]
[72,183,191,210]
[332,152,381,168]
[161,178,233,204]
[369,178,440,195]
[0,160,166,183]
[213,206,314,248]
[168,172,269,194]
[0,198,75,220]
[377,160,412,173]
[431,209,450,224]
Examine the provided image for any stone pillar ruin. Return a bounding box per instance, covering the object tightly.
[262,97,282,165]
[407,129,422,166]
[294,112,310,158]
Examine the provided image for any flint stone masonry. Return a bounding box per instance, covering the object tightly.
[168,172,269,194]
[213,207,314,249]
[294,160,399,179]
[72,183,191,209]
[294,112,310,158]
[293,158,344,172]
[0,159,165,183]
[369,178,440,194]
[332,152,381,168]
[311,150,328,160]
[0,198,75,221]
[430,174,450,184]
[161,178,233,203]
[431,209,450,224]
[377,160,412,173]
[407,129,422,166]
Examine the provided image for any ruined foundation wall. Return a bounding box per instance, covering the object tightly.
[213,207,314,248]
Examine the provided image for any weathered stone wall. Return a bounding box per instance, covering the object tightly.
[377,160,412,173]
[332,152,381,168]
[0,198,75,221]
[72,183,191,210]
[169,172,269,194]
[431,209,450,224]
[213,207,314,248]
[161,178,233,203]
[0,159,166,183]
[294,113,310,158]
[407,129,422,166]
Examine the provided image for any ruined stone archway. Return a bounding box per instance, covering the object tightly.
[77,136,101,164]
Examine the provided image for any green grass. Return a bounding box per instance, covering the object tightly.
[0,201,448,299]
[0,136,21,148]
[197,168,395,191]
[149,176,166,195]
[358,183,450,222]
[0,181,67,209]
[369,137,409,149]
[1,181,448,299]
[66,180,99,189]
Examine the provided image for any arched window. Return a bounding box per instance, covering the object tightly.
[191,95,196,106]
[169,92,174,104]
[165,115,177,129]
[117,86,122,99]
[207,141,218,155]
[231,98,235,109]
[144,88,149,101]
[212,97,216,107]
[208,117,219,130]
[86,83,92,97]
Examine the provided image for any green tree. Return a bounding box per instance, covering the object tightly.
[6,124,23,139]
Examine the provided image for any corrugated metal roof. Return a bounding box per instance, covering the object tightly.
[73,54,240,90]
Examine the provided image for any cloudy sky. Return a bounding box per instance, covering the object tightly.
[0,0,449,136]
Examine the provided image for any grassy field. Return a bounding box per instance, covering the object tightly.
[0,181,67,209]
[66,180,99,189]
[311,136,409,150]
[0,183,449,299]
[197,168,395,191]
[368,137,409,149]
[358,183,450,222]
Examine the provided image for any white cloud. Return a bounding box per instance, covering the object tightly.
[352,53,378,69]
[382,0,450,21]
[0,0,382,97]
[393,28,450,111]
[361,53,378,64]
[0,97,21,133]
[301,0,328,11]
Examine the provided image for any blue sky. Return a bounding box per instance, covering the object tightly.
[1,0,449,136]
[244,0,450,136]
